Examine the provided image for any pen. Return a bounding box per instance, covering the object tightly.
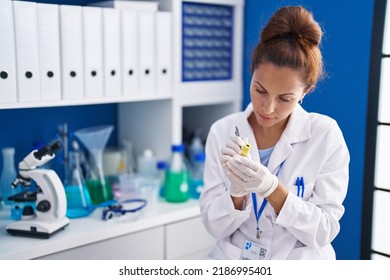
[296,177,301,197]
[300,177,305,198]
[296,177,305,198]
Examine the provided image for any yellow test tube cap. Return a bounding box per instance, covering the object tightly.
[241,143,251,156]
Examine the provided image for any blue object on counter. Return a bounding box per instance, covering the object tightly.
[66,199,116,219]
[101,199,147,220]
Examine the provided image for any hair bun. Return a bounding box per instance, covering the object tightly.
[262,6,322,48]
[252,6,324,89]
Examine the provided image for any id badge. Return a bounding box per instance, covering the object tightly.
[240,240,270,260]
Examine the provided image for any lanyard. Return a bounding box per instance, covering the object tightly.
[251,161,284,239]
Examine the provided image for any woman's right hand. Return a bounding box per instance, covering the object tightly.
[220,136,249,197]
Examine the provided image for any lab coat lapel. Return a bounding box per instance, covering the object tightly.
[267,134,293,174]
[267,105,311,174]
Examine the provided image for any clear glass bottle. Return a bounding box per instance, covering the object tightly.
[64,151,92,217]
[164,144,190,203]
[0,147,20,206]
[188,128,204,167]
[190,152,205,199]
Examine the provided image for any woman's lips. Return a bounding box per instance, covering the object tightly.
[258,112,274,122]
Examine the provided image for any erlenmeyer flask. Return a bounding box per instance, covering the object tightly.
[74,125,114,205]
[64,151,92,218]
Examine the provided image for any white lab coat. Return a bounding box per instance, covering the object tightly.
[199,103,349,260]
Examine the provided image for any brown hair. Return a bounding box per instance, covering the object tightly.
[251,6,323,90]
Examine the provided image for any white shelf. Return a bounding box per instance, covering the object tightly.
[0,93,173,110]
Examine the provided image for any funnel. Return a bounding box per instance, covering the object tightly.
[74,125,114,204]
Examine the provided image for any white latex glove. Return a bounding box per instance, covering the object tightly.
[220,136,250,197]
[220,135,248,159]
[226,155,278,197]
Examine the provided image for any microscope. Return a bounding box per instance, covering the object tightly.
[6,140,70,238]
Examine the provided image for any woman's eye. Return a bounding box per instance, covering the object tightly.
[256,88,267,94]
[280,97,291,103]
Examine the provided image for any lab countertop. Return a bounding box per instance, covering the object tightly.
[0,199,201,260]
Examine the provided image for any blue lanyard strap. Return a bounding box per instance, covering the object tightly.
[252,161,284,237]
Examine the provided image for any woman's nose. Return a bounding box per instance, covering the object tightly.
[263,98,275,114]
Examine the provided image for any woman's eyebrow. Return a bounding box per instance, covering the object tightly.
[254,81,267,92]
[253,81,296,96]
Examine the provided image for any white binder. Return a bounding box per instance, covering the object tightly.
[37,3,61,101]
[13,1,41,102]
[138,11,156,96]
[103,8,122,98]
[60,5,84,100]
[89,1,158,12]
[0,1,17,103]
[156,12,172,96]
[83,6,104,99]
[121,9,139,97]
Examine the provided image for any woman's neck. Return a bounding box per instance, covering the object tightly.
[248,113,289,149]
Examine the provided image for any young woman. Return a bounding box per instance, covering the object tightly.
[199,6,350,260]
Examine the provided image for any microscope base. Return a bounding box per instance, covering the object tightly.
[6,217,70,239]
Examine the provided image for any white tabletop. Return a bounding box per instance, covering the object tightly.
[0,199,201,260]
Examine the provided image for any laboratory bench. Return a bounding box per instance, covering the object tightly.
[0,199,215,260]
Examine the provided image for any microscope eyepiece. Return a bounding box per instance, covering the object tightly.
[50,140,62,153]
[33,140,62,160]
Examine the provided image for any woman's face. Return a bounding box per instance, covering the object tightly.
[250,62,309,129]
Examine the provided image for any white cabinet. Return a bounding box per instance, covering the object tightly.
[35,215,215,260]
[36,226,165,260]
[165,216,214,260]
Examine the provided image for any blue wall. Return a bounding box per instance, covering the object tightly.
[243,0,374,259]
[0,105,117,180]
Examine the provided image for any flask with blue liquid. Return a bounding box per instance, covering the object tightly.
[64,151,92,218]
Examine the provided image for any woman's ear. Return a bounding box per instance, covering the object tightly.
[304,84,314,94]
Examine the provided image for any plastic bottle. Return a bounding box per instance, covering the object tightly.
[188,128,204,167]
[0,147,20,206]
[164,144,190,202]
[190,152,205,199]
[137,149,158,177]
